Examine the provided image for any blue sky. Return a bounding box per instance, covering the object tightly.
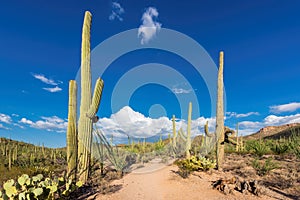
[0,0,300,147]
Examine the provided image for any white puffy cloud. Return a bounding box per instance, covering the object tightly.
[96,106,214,140]
[0,114,12,124]
[43,86,62,93]
[270,102,300,113]
[109,2,125,21]
[264,114,300,125]
[19,116,67,132]
[138,7,162,45]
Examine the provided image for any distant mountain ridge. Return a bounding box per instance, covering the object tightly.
[244,123,300,140]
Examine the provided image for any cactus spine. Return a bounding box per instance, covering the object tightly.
[77,11,104,183]
[204,51,225,170]
[67,80,77,181]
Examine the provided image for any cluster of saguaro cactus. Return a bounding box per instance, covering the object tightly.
[177,102,192,159]
[234,123,244,152]
[204,51,236,170]
[66,11,104,183]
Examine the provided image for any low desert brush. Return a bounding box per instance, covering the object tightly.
[175,155,216,178]
[251,157,277,176]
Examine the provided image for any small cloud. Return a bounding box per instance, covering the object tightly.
[20,118,33,125]
[12,113,19,117]
[13,123,24,129]
[0,113,12,124]
[270,102,300,113]
[43,86,62,93]
[239,121,262,129]
[0,124,9,130]
[172,88,192,94]
[109,2,125,21]
[19,116,67,132]
[138,7,162,45]
[32,73,60,85]
[226,111,259,118]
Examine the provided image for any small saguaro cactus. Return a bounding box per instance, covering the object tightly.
[172,115,177,149]
[67,80,77,181]
[177,102,192,159]
[8,148,12,171]
[236,123,239,152]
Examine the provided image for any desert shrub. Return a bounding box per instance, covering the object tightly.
[224,143,236,153]
[246,140,270,157]
[270,141,289,155]
[289,132,300,159]
[94,128,129,175]
[251,157,277,176]
[175,155,216,178]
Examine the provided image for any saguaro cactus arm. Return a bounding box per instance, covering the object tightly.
[178,128,187,141]
[223,127,237,145]
[86,78,104,118]
[204,121,214,137]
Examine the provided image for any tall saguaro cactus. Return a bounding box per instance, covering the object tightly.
[186,102,192,158]
[67,80,77,181]
[66,11,104,183]
[204,51,225,170]
[77,11,104,183]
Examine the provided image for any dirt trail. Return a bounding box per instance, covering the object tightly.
[93,160,285,200]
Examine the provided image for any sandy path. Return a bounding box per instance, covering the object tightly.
[93,161,284,200]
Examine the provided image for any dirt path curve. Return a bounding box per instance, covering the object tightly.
[93,160,282,200]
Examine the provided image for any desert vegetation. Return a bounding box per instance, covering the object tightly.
[1,10,300,200]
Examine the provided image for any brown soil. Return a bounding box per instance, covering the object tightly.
[87,154,300,200]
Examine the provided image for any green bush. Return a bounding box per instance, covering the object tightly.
[270,141,289,155]
[175,156,216,178]
[251,157,277,176]
[289,131,300,159]
[246,140,270,157]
